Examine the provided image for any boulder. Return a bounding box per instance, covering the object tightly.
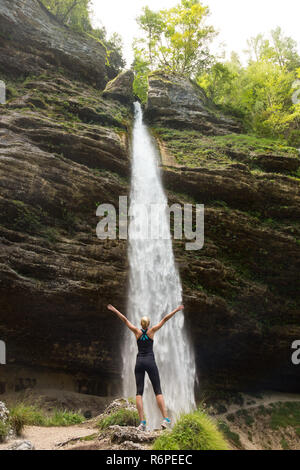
[103,70,135,104]
[144,72,242,135]
[7,440,35,450]
[109,425,161,444]
[0,401,9,424]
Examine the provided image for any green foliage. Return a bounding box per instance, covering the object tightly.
[46,410,85,426]
[9,404,43,435]
[12,200,42,233]
[134,0,215,76]
[151,126,297,171]
[41,0,92,32]
[245,27,300,71]
[132,48,150,104]
[236,409,254,426]
[8,403,84,435]
[197,28,300,143]
[281,438,290,450]
[98,408,140,429]
[269,402,300,431]
[218,421,243,449]
[153,409,229,450]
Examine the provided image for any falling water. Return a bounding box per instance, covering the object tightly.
[122,102,196,429]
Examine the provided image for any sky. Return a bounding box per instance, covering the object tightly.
[91,0,300,67]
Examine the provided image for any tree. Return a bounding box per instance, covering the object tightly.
[132,44,151,103]
[245,28,300,71]
[136,6,163,67]
[41,0,92,32]
[134,0,216,77]
[270,27,300,71]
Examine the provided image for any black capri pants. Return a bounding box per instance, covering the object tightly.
[135,353,162,396]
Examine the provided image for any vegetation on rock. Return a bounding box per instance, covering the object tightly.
[153,409,229,450]
[9,403,84,435]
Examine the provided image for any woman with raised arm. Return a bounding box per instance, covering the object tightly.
[107,303,184,431]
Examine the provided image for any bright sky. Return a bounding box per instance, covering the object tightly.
[91,0,300,67]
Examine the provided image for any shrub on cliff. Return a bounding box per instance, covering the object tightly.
[153,410,229,450]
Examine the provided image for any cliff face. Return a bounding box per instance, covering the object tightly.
[0,0,119,86]
[145,72,242,135]
[146,76,300,394]
[0,0,133,396]
[0,0,299,400]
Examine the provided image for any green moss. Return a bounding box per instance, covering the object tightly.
[80,433,98,441]
[218,421,243,449]
[281,438,290,450]
[12,200,43,233]
[226,413,235,423]
[151,126,298,173]
[153,410,229,450]
[269,402,300,431]
[236,409,254,426]
[98,408,140,429]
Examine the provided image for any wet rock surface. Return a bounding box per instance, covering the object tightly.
[103,70,135,104]
[0,0,118,86]
[145,72,242,135]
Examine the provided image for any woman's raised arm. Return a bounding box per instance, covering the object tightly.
[150,305,184,334]
[107,304,139,336]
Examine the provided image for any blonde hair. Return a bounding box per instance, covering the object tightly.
[141,316,150,329]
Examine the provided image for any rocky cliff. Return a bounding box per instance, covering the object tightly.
[146,73,300,394]
[0,0,299,400]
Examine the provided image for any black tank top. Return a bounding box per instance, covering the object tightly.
[137,329,154,356]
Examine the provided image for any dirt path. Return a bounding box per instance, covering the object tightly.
[0,423,96,451]
[225,391,300,415]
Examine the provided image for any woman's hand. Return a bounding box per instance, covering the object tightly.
[107,304,114,312]
[176,305,184,311]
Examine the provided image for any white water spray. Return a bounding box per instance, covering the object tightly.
[122,102,196,429]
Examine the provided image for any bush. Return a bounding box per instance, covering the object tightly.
[46,410,84,427]
[218,421,242,449]
[9,403,84,435]
[9,404,43,435]
[98,408,140,430]
[153,410,229,450]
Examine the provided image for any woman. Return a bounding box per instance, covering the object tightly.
[107,303,184,431]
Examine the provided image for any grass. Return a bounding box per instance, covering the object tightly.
[98,408,140,430]
[153,409,229,451]
[80,433,98,442]
[269,402,300,431]
[218,421,243,449]
[8,403,85,436]
[236,409,254,426]
[151,126,298,173]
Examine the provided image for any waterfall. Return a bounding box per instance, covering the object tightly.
[123,102,196,429]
